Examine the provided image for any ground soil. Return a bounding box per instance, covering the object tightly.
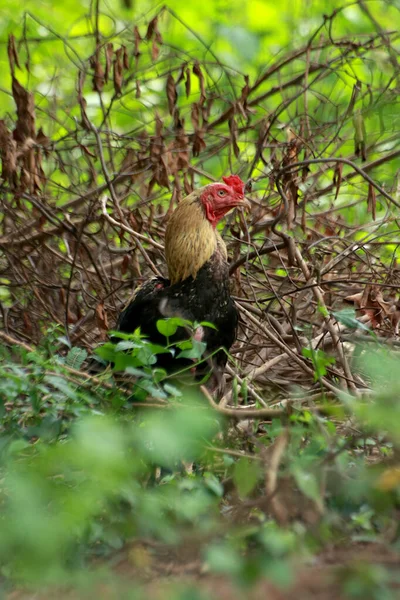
[7,541,400,600]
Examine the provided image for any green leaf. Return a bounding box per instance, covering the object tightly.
[124,366,151,379]
[292,467,321,504]
[156,317,192,338]
[206,543,242,575]
[114,340,143,352]
[233,457,261,498]
[156,319,179,337]
[333,309,371,331]
[177,340,206,360]
[65,347,87,369]
[302,347,335,381]
[163,383,182,396]
[198,321,218,330]
[44,376,79,401]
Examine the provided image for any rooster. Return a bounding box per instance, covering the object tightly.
[117,175,249,385]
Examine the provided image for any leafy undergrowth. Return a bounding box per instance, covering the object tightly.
[1,327,400,599]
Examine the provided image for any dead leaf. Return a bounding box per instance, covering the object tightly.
[0,120,18,187]
[12,76,35,143]
[95,302,109,338]
[77,71,91,131]
[354,108,367,161]
[185,67,191,98]
[90,49,105,93]
[151,39,159,61]
[345,285,392,328]
[193,62,206,105]
[133,25,141,67]
[191,102,200,131]
[105,43,114,83]
[333,161,343,200]
[175,63,186,85]
[146,15,158,40]
[166,73,177,116]
[367,182,376,220]
[149,115,170,190]
[281,136,302,229]
[192,131,206,157]
[113,47,124,95]
[7,34,21,76]
[122,45,129,69]
[229,117,240,158]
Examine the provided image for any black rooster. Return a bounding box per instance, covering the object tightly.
[117,175,248,384]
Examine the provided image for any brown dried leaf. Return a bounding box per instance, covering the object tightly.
[105,43,114,83]
[354,109,367,162]
[176,63,186,85]
[133,25,141,67]
[149,116,170,190]
[185,67,191,98]
[166,73,177,116]
[120,147,136,175]
[121,254,130,276]
[95,301,109,332]
[167,122,189,173]
[229,117,240,158]
[183,172,192,195]
[345,285,391,328]
[135,79,141,98]
[192,131,206,157]
[281,138,301,228]
[151,39,159,61]
[0,120,18,187]
[12,76,35,143]
[90,49,105,93]
[7,34,21,76]
[154,113,163,138]
[133,25,142,51]
[123,45,129,69]
[367,182,376,220]
[77,71,91,131]
[193,62,206,105]
[333,162,343,200]
[146,15,158,40]
[80,144,96,158]
[202,98,213,124]
[191,102,200,131]
[113,47,124,96]
[36,127,50,150]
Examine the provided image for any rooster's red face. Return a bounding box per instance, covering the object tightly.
[200,175,250,227]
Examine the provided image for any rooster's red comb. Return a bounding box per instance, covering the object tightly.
[222,175,245,195]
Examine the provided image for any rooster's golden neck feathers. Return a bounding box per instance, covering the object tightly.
[165,178,246,285]
[165,192,219,285]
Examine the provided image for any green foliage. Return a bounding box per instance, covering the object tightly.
[1,330,400,595]
[302,347,336,381]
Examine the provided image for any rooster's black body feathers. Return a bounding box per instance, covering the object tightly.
[117,251,238,376]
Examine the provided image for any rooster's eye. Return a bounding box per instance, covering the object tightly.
[217,190,227,197]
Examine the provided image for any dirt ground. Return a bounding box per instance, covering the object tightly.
[7,541,400,600]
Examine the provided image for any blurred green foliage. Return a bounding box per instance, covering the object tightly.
[0,329,400,597]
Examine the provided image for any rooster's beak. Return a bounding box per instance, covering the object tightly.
[237,197,251,212]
